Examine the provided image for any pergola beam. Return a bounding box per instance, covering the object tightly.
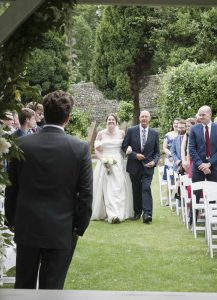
[77,0,217,6]
[0,0,46,45]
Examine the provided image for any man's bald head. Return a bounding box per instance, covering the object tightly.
[198,105,212,125]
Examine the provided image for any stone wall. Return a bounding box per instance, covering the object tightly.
[71,75,161,123]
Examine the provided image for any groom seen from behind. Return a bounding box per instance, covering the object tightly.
[5,90,93,289]
[122,110,160,224]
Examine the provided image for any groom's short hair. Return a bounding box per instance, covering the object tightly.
[43,90,74,125]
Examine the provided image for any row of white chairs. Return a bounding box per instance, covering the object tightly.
[158,166,178,209]
[158,166,217,258]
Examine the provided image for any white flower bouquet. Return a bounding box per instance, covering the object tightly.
[102,157,117,175]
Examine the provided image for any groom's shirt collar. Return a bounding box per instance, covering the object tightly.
[43,124,64,131]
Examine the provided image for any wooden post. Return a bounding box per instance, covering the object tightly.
[87,121,97,155]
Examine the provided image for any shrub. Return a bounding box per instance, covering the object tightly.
[117,101,134,123]
[66,109,91,140]
[157,60,217,133]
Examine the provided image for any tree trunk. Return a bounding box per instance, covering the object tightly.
[127,49,153,125]
[129,74,140,125]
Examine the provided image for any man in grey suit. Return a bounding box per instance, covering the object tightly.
[5,90,93,289]
[122,110,160,224]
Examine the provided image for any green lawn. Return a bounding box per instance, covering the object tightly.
[3,171,217,291]
[65,171,217,292]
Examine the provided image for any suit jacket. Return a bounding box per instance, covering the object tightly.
[171,135,183,171]
[5,126,93,249]
[122,125,160,175]
[189,123,217,175]
[12,128,26,138]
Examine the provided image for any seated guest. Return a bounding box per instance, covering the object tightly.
[13,108,36,137]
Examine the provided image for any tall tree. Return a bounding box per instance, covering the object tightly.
[25,30,70,97]
[91,6,217,124]
[91,6,160,124]
[152,7,217,72]
[70,5,101,82]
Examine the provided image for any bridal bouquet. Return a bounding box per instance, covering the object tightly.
[102,157,117,175]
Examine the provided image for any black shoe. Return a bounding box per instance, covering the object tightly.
[112,217,121,224]
[131,214,141,221]
[143,214,152,224]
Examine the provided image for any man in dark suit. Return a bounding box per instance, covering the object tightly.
[189,105,217,182]
[122,110,160,224]
[5,90,93,289]
[189,105,217,224]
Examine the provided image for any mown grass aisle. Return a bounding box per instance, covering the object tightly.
[65,172,217,292]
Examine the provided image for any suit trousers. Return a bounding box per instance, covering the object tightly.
[15,237,78,289]
[130,166,154,216]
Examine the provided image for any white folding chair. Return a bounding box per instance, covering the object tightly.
[179,175,192,228]
[166,168,178,211]
[191,181,206,238]
[0,194,15,286]
[158,166,168,206]
[203,181,217,258]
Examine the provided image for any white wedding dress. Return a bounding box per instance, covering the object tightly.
[91,138,133,223]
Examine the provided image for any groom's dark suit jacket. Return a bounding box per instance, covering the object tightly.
[5,126,93,249]
[122,125,160,175]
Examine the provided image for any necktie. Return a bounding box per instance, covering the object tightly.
[205,125,211,158]
[142,128,146,151]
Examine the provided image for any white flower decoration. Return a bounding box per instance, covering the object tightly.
[0,137,11,156]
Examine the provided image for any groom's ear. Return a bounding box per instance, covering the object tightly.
[63,115,70,127]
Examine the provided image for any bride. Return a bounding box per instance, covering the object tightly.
[91,114,133,224]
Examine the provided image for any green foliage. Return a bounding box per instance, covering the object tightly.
[0,0,75,115]
[117,101,133,123]
[157,60,217,133]
[0,2,9,16]
[152,7,217,73]
[72,15,94,82]
[65,109,91,140]
[25,30,70,97]
[91,6,159,101]
[71,5,101,82]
